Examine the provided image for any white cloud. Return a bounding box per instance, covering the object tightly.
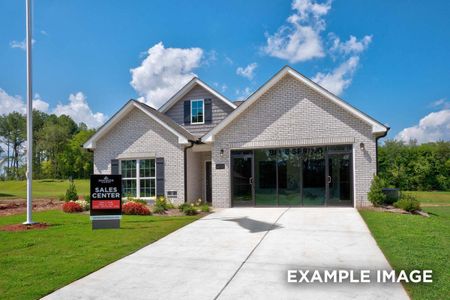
[235,87,253,100]
[236,63,258,80]
[0,89,49,114]
[396,109,450,143]
[130,42,203,108]
[312,56,359,95]
[1,88,105,128]
[10,39,36,50]
[263,0,331,63]
[330,35,372,55]
[53,92,106,128]
[430,98,449,109]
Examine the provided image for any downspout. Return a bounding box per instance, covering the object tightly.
[375,127,390,175]
[184,140,198,203]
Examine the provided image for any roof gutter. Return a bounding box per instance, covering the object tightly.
[375,127,390,175]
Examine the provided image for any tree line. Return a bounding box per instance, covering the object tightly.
[378,140,450,191]
[0,111,95,180]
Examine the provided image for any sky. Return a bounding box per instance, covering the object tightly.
[0,0,449,142]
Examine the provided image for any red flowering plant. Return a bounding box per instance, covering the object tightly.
[122,201,151,215]
[62,201,83,213]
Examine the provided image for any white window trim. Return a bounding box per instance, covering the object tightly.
[119,158,156,200]
[190,99,205,125]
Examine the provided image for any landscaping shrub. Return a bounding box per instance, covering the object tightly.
[178,203,190,212]
[131,198,148,205]
[75,200,90,211]
[64,181,78,201]
[368,175,386,206]
[200,204,210,213]
[183,204,198,216]
[152,204,166,214]
[84,195,91,202]
[62,201,83,213]
[155,196,174,210]
[394,194,421,212]
[122,201,151,215]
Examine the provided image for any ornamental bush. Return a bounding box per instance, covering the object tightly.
[64,181,78,201]
[155,196,174,210]
[368,175,386,206]
[75,200,90,211]
[200,204,210,213]
[122,201,151,215]
[152,204,166,214]
[62,201,83,213]
[183,204,198,216]
[394,194,421,212]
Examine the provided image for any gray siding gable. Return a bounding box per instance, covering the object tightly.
[164,85,235,137]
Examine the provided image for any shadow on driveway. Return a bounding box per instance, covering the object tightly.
[225,216,282,233]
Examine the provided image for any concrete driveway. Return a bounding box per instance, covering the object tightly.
[43,208,409,300]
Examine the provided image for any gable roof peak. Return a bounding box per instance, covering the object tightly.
[158,77,237,113]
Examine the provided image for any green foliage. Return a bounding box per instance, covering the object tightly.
[178,203,190,212]
[368,175,387,206]
[155,196,174,210]
[183,204,198,216]
[394,194,421,212]
[200,204,210,212]
[152,204,166,214]
[0,110,95,180]
[84,194,91,202]
[131,198,147,205]
[379,140,450,191]
[64,181,78,201]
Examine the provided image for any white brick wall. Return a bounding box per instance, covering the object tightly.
[211,74,377,208]
[94,107,185,205]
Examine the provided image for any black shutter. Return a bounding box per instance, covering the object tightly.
[156,157,165,197]
[184,101,191,124]
[111,159,119,175]
[204,98,212,124]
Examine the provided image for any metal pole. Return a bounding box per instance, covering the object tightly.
[24,0,34,225]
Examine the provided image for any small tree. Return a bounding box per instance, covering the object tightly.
[64,181,78,201]
[368,175,386,206]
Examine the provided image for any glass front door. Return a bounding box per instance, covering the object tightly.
[327,153,352,206]
[302,147,326,206]
[231,155,253,206]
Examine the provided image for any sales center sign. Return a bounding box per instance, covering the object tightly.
[90,175,122,215]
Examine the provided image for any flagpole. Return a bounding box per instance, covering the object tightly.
[24,0,34,225]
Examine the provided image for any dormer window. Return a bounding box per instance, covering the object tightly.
[191,99,204,124]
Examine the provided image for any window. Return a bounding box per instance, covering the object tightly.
[120,159,156,198]
[191,99,204,124]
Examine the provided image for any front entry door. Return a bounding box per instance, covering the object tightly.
[231,155,253,206]
[327,153,352,206]
[205,161,212,203]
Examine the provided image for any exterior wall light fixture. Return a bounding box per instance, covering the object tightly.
[360,142,365,151]
[220,149,224,157]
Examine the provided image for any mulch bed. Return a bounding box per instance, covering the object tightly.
[0,199,62,216]
[360,206,430,217]
[0,223,50,232]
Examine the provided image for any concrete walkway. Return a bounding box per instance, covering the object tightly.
[43,208,409,300]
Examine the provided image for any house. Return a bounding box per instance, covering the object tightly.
[83,66,389,208]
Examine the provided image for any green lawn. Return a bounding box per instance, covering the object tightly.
[0,210,201,300]
[0,179,90,199]
[405,191,450,206]
[360,206,450,300]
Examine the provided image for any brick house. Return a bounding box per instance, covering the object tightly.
[84,66,389,207]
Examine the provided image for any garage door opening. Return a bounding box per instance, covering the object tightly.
[231,145,353,207]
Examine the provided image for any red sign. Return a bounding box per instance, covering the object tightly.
[92,200,121,210]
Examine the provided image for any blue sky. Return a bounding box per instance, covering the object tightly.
[0,0,449,142]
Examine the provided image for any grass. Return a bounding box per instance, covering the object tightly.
[0,210,201,300]
[360,206,450,299]
[0,179,90,199]
[404,191,450,206]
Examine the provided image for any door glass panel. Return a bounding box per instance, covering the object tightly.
[232,156,253,206]
[278,148,301,206]
[302,147,325,206]
[254,149,277,206]
[328,154,352,206]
